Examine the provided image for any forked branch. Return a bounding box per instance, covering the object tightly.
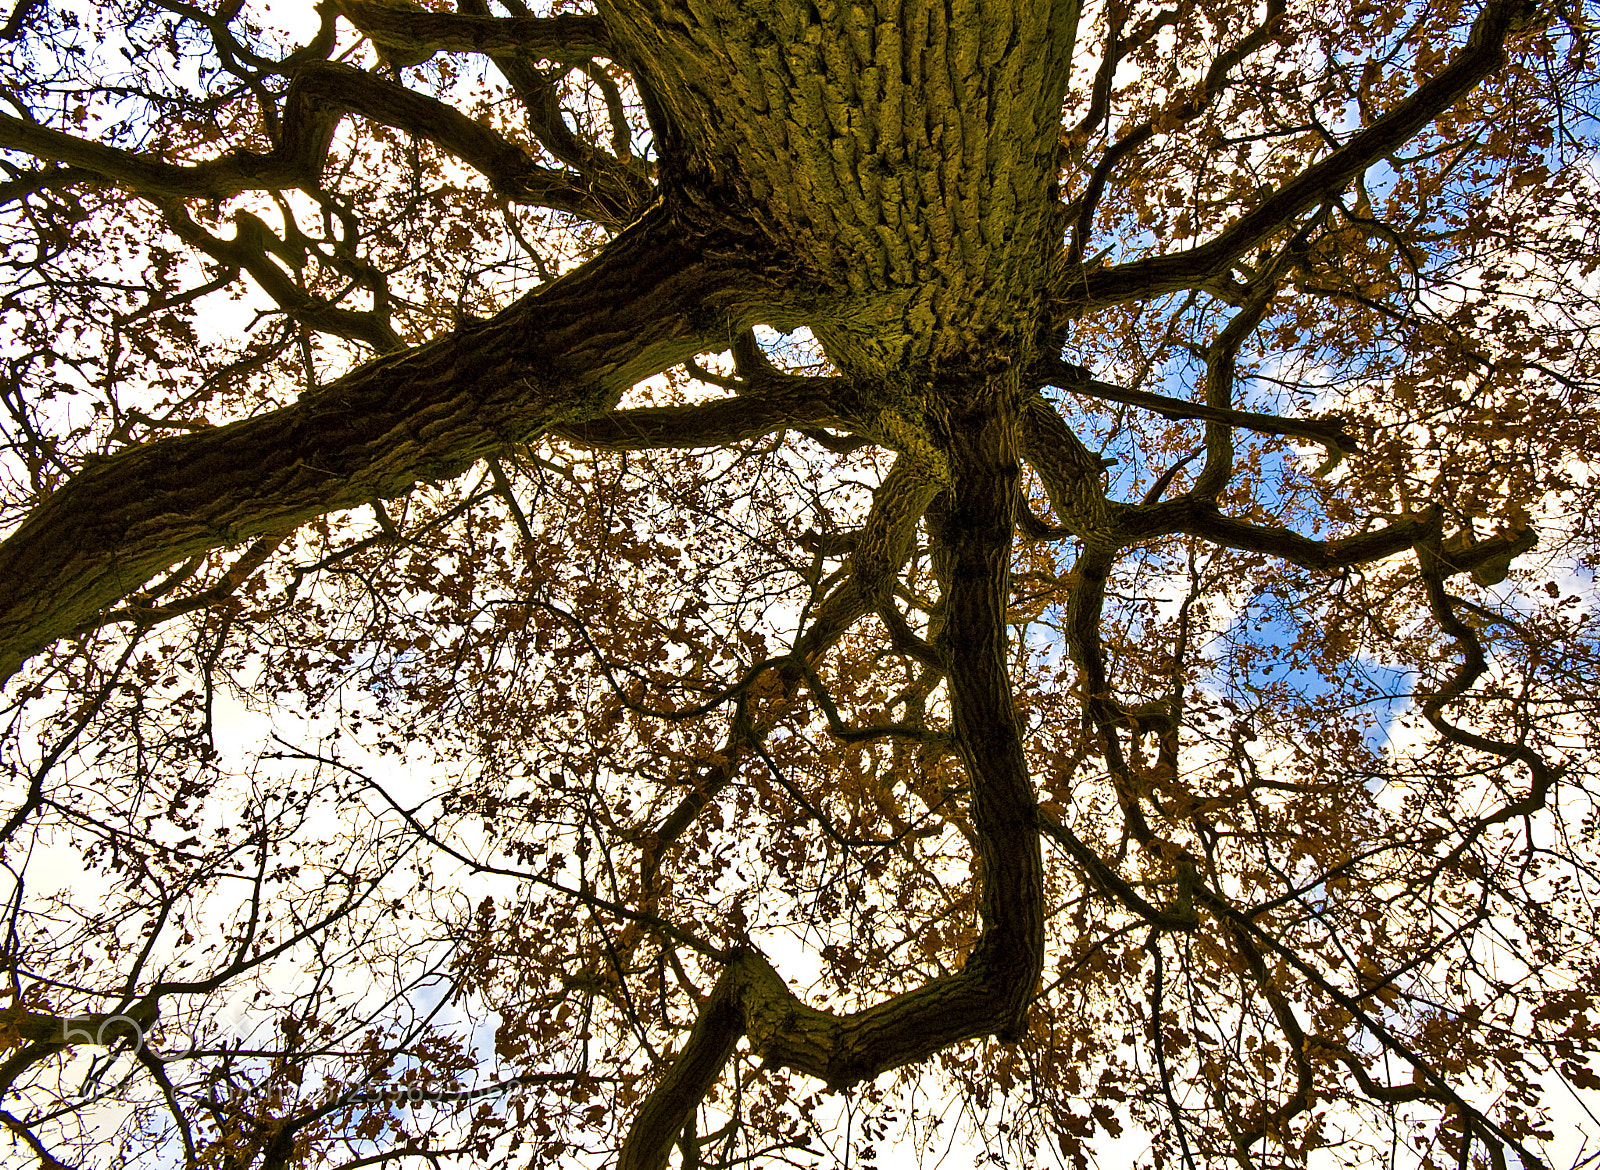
[621,387,1042,1170]
[0,206,771,682]
[1035,356,1359,454]
[1069,0,1542,306]
[0,60,638,222]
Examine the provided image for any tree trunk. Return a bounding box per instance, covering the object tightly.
[605,0,1079,376]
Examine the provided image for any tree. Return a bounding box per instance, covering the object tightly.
[0,0,1596,1165]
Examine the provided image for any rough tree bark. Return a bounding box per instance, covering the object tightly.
[0,0,1568,1165]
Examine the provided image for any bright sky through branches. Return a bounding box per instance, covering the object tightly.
[2,0,1600,1167]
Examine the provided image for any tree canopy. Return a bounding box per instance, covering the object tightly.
[1,0,1598,1166]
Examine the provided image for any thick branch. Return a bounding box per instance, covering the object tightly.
[1123,499,1448,570]
[450,0,653,221]
[1,1002,157,1048]
[162,205,403,351]
[638,455,939,871]
[78,530,291,635]
[0,61,633,221]
[1035,357,1358,453]
[1037,810,1197,931]
[1017,393,1121,546]
[0,1000,160,1099]
[621,384,1043,1170]
[1066,0,1286,267]
[552,380,858,451]
[0,205,776,682]
[1416,533,1556,843]
[936,387,1043,1013]
[1068,0,1539,307]
[1191,274,1291,499]
[333,2,618,63]
[1192,883,1547,1168]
